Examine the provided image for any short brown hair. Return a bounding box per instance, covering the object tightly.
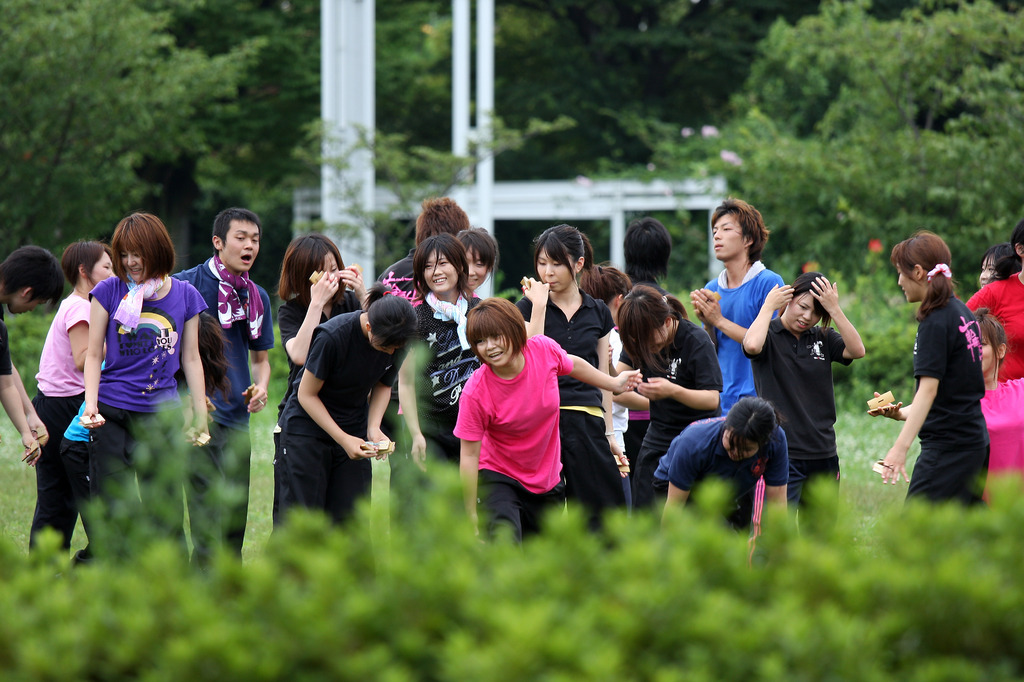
[712,198,770,264]
[415,197,470,246]
[61,241,111,287]
[466,297,528,363]
[277,234,345,306]
[110,212,176,281]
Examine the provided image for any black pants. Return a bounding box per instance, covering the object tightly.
[88,402,188,559]
[632,438,671,511]
[478,469,565,542]
[278,429,372,525]
[559,410,626,530]
[186,421,251,564]
[272,426,284,527]
[30,392,84,549]
[787,456,840,533]
[59,437,93,554]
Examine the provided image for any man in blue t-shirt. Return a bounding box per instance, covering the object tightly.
[690,199,784,412]
[175,207,274,562]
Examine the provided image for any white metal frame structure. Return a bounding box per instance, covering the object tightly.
[318,0,726,286]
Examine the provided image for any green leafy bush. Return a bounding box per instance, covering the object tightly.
[3,478,1023,681]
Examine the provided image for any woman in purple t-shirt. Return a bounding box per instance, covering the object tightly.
[82,212,208,556]
[455,298,641,542]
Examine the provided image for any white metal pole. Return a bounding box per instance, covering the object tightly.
[452,0,470,159]
[476,0,495,299]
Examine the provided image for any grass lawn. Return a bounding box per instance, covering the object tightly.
[0,408,915,560]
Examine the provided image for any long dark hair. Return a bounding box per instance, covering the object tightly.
[890,231,955,321]
[617,284,689,374]
[175,312,230,399]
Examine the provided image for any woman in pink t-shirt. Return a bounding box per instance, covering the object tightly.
[454,298,640,541]
[975,309,1024,490]
[30,241,112,551]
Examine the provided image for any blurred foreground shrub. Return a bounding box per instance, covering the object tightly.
[2,477,1023,680]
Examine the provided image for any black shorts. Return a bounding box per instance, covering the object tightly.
[907,444,989,505]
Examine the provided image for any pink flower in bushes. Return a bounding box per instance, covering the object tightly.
[720,150,742,166]
[701,125,719,138]
[868,238,883,253]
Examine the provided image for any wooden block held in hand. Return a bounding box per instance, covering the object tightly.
[867,391,895,411]
[309,270,324,285]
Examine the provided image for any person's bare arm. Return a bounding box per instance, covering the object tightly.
[460,439,482,534]
[810,277,866,360]
[246,349,271,413]
[82,297,108,426]
[180,314,209,437]
[880,376,938,484]
[742,285,792,356]
[661,482,691,527]
[68,321,90,372]
[297,370,372,460]
[522,279,549,338]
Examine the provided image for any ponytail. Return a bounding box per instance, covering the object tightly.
[890,231,955,321]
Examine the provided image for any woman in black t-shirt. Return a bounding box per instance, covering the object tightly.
[273,234,365,524]
[871,231,989,503]
[398,234,480,467]
[616,286,723,509]
[516,225,626,529]
[277,284,417,525]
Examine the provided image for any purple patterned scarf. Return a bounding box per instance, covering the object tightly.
[211,255,265,340]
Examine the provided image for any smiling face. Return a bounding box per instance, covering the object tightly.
[424,249,460,302]
[213,219,261,275]
[121,251,145,284]
[465,248,490,292]
[536,249,582,294]
[897,266,927,303]
[711,213,752,264]
[780,293,822,337]
[475,335,522,375]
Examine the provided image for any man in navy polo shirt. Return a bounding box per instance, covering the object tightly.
[175,207,274,562]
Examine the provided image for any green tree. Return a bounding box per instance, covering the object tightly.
[653,0,1024,281]
[0,0,251,255]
